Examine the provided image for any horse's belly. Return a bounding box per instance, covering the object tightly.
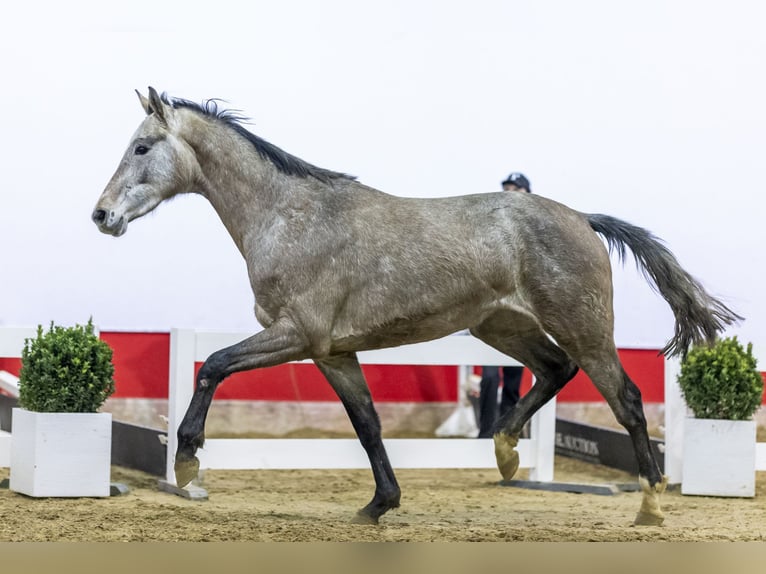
[329,305,486,354]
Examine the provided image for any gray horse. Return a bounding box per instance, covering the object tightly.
[93,88,739,526]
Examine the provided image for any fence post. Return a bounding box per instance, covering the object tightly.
[663,355,684,484]
[165,328,196,486]
[529,394,556,481]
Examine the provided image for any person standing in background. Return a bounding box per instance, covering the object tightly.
[501,172,531,194]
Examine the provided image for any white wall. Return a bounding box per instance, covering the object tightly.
[1,1,764,350]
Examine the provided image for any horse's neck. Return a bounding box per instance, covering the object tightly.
[182,117,286,252]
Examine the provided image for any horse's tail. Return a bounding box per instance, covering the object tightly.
[586,213,742,357]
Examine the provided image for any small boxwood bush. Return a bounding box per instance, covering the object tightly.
[19,319,115,413]
[677,336,763,420]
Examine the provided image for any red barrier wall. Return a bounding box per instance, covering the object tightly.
[1,332,678,403]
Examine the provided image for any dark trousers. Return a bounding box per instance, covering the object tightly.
[477,365,522,438]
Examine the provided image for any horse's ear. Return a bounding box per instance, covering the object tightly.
[136,89,151,115]
[146,86,169,125]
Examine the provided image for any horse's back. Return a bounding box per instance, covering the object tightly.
[332,184,611,290]
[327,185,613,340]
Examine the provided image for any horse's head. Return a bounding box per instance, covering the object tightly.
[92,87,200,236]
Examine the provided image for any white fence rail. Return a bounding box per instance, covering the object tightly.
[4,326,765,486]
[0,370,19,398]
[164,329,557,486]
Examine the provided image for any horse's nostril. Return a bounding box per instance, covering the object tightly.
[92,209,107,224]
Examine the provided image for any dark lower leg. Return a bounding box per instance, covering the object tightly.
[470,313,578,439]
[175,375,219,487]
[612,371,663,486]
[315,353,400,524]
[174,324,309,487]
[592,366,667,525]
[495,360,578,437]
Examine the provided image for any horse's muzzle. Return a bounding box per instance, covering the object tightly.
[92,208,127,236]
[92,208,108,225]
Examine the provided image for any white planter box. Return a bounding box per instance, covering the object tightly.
[10,408,112,497]
[681,417,756,497]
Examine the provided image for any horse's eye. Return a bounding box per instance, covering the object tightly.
[134,145,150,156]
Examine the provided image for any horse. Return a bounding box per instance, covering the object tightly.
[92,87,740,526]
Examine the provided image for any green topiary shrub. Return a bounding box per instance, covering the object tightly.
[677,336,764,420]
[18,319,115,413]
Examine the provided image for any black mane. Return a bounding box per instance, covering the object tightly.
[164,94,356,184]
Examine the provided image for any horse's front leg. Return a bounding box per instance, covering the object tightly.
[314,353,401,524]
[174,322,309,487]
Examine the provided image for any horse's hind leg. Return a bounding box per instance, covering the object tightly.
[511,213,666,525]
[547,315,666,524]
[471,311,579,480]
[480,309,667,525]
[314,352,401,525]
[575,352,667,525]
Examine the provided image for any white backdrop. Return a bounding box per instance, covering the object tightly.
[1,1,764,350]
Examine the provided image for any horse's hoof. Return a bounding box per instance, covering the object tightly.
[634,510,665,526]
[633,475,668,527]
[351,511,379,525]
[174,455,200,488]
[493,433,520,481]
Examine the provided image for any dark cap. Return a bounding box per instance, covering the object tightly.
[501,172,531,192]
